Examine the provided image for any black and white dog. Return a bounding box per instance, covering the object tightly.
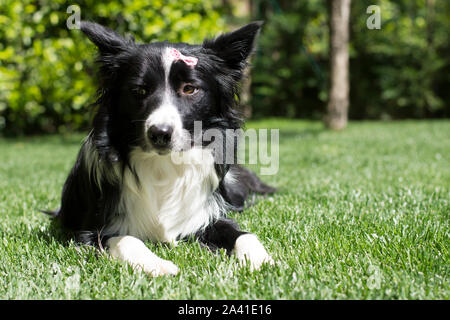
[46,21,276,276]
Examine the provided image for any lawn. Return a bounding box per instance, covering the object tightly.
[0,120,448,299]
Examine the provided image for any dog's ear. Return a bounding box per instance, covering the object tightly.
[80,21,131,54]
[203,21,263,70]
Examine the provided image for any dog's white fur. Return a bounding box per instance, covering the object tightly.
[105,147,224,243]
[101,146,224,276]
[162,47,176,81]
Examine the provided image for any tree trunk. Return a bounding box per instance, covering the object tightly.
[426,0,435,47]
[325,0,351,130]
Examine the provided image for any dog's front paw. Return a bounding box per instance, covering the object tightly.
[107,235,179,277]
[146,258,180,277]
[233,234,274,271]
[128,256,180,277]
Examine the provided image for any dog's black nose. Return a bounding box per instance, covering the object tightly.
[147,125,173,149]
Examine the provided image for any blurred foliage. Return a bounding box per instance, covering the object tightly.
[0,0,226,135]
[251,0,450,119]
[1,0,449,136]
[251,1,328,118]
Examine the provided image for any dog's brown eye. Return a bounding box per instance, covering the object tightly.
[182,85,198,95]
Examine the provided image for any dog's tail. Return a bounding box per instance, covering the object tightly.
[220,165,276,212]
[232,165,277,194]
[40,209,60,218]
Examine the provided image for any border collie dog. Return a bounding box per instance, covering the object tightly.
[47,21,276,276]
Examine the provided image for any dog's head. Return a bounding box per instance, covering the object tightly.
[80,21,262,160]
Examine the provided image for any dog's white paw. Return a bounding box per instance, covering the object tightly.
[144,258,179,277]
[107,235,179,277]
[233,234,274,271]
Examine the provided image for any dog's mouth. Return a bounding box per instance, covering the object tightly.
[153,146,171,155]
[142,138,172,155]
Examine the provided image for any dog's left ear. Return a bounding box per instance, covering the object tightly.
[203,21,263,71]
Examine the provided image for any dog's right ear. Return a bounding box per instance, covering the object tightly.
[80,21,131,54]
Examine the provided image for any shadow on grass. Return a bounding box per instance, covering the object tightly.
[278,127,324,141]
[37,217,74,246]
[36,214,180,254]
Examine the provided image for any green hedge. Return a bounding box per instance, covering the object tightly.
[0,0,226,135]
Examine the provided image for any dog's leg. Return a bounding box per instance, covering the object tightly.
[107,235,179,277]
[197,218,274,271]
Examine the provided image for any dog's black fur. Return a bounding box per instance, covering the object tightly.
[46,21,275,261]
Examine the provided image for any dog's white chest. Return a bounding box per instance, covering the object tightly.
[107,148,223,243]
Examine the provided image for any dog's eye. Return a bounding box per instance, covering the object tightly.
[182,84,198,95]
[132,87,149,99]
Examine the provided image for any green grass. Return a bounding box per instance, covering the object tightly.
[0,120,448,299]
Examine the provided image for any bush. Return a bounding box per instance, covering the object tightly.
[0,0,226,135]
[1,0,448,136]
[251,1,328,119]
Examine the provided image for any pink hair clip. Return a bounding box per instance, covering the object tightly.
[169,48,198,68]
